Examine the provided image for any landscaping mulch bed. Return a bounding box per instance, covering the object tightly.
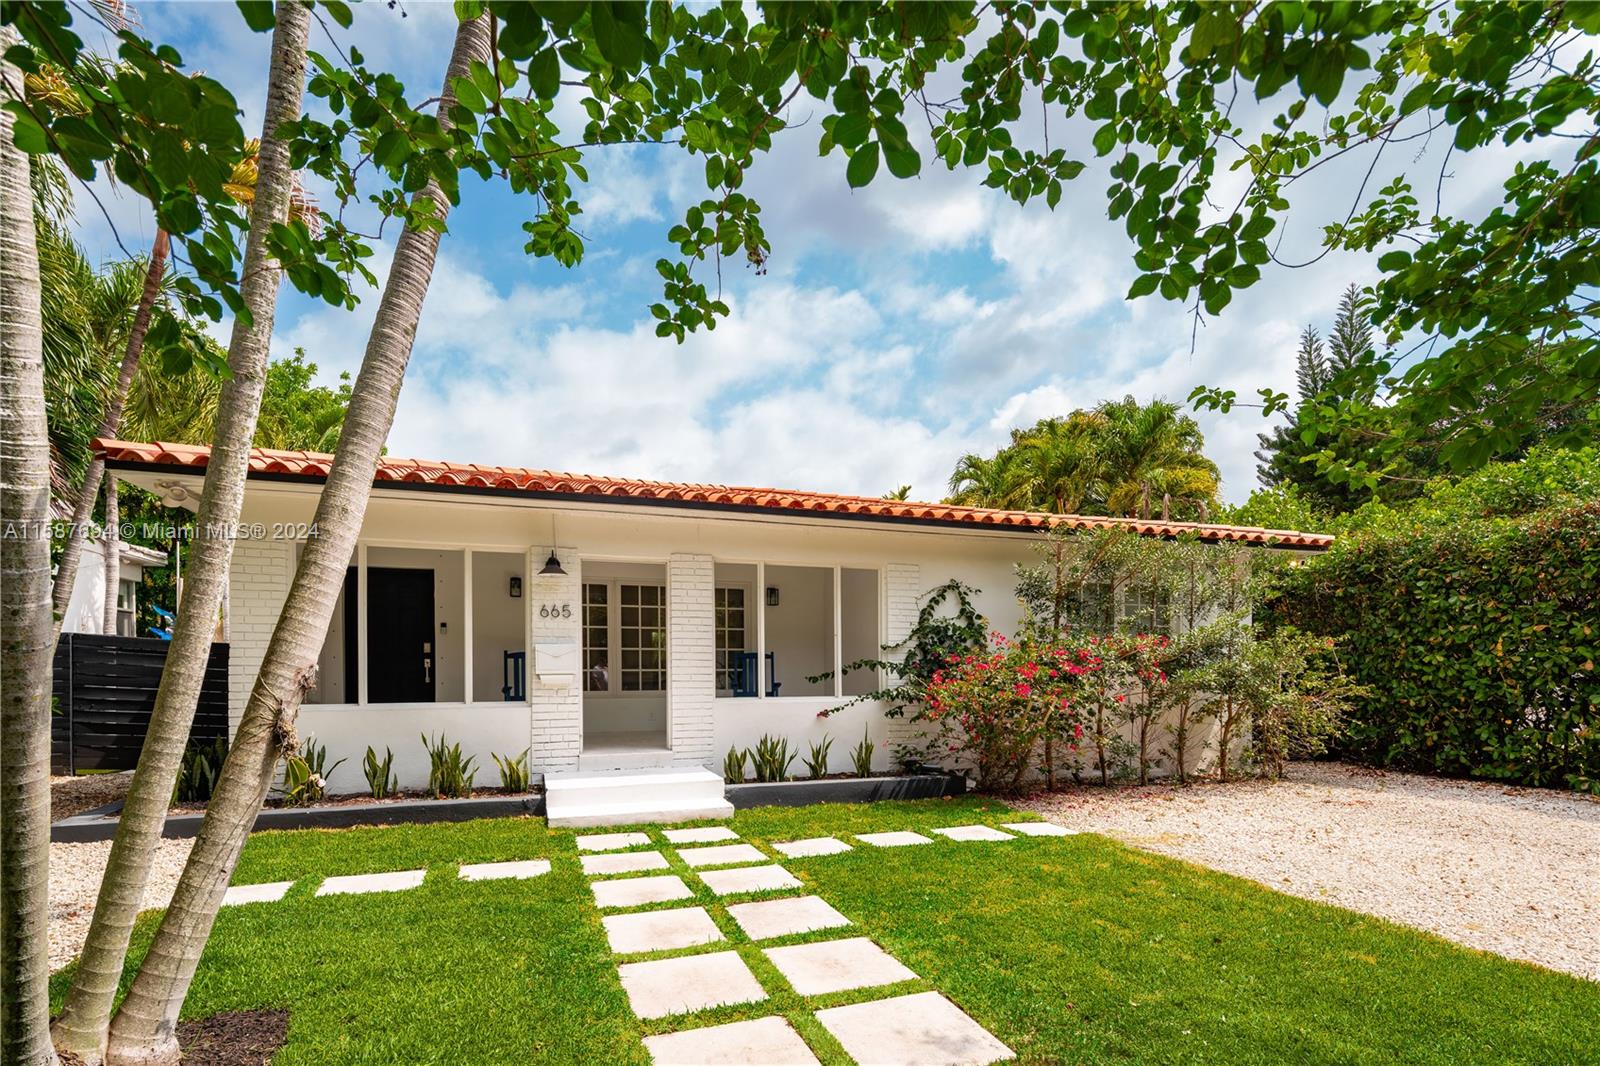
[51,772,133,821]
[172,786,537,814]
[178,1009,289,1065]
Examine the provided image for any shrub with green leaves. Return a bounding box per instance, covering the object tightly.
[173,737,228,804]
[1275,501,1600,793]
[723,745,748,784]
[282,738,346,808]
[748,734,795,783]
[849,729,875,777]
[492,749,530,793]
[421,732,477,799]
[363,746,397,800]
[802,735,833,779]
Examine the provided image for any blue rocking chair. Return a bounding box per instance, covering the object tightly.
[502,651,526,701]
[729,651,781,697]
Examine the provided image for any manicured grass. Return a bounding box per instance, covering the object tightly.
[52,797,1600,1064]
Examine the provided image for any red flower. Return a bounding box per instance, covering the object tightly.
[1014,683,1032,698]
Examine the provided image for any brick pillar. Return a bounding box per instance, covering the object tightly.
[529,546,581,772]
[667,553,715,767]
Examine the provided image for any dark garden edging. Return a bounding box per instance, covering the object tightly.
[726,772,967,809]
[52,771,970,841]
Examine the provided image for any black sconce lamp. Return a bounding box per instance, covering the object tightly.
[765,586,779,607]
[509,576,523,598]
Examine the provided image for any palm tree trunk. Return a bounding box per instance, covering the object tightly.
[104,16,491,1066]
[51,231,169,641]
[51,8,309,1060]
[0,32,62,1066]
[101,474,119,633]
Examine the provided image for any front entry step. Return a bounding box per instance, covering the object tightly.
[544,767,733,828]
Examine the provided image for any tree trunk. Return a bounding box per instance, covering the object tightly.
[51,231,169,640]
[104,16,491,1065]
[101,474,119,633]
[0,31,62,1065]
[51,8,310,1060]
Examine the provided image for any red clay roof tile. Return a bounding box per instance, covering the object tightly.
[94,437,1334,549]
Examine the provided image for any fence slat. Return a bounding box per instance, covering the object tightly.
[51,634,230,774]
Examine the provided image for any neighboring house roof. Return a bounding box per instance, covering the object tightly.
[116,541,170,568]
[96,438,1334,550]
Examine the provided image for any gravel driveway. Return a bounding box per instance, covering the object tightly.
[1017,761,1600,982]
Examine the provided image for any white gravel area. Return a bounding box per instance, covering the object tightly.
[49,837,193,972]
[1017,761,1600,982]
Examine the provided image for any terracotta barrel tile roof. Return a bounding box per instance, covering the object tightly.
[94,437,1333,549]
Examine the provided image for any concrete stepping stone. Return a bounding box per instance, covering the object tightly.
[1001,822,1078,837]
[663,826,739,844]
[642,1016,819,1064]
[459,859,551,882]
[932,825,1015,842]
[697,864,802,897]
[815,990,1014,1065]
[764,936,918,995]
[592,874,694,910]
[603,905,724,954]
[582,850,669,876]
[725,895,851,941]
[677,842,768,868]
[857,831,933,848]
[577,831,651,852]
[773,836,852,858]
[315,869,425,897]
[221,881,293,906]
[617,950,767,1019]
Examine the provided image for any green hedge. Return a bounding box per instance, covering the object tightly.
[1275,502,1600,793]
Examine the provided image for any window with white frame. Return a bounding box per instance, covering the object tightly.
[115,578,137,637]
[1120,584,1171,634]
[714,586,747,695]
[581,577,667,695]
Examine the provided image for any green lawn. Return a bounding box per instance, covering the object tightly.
[53,797,1600,1064]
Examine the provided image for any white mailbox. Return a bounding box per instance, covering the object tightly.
[533,641,577,687]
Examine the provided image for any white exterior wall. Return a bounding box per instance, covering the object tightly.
[189,475,1242,790]
[60,540,167,636]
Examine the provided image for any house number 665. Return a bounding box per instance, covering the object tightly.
[538,604,571,618]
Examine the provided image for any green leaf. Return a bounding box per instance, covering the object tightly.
[884,145,921,180]
[2,104,49,154]
[1377,250,1411,272]
[529,47,560,99]
[235,1,277,32]
[1127,273,1160,299]
[846,141,880,188]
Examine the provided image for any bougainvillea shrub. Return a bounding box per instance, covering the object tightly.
[1275,502,1600,793]
[922,633,1102,791]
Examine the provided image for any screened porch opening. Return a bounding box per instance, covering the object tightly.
[713,561,880,700]
[580,560,669,752]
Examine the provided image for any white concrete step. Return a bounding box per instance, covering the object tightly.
[577,747,677,773]
[545,767,733,828]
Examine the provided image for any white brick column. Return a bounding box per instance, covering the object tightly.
[881,562,923,757]
[667,553,715,767]
[529,546,581,772]
[226,538,293,736]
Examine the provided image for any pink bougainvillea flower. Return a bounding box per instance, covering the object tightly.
[1014,683,1032,698]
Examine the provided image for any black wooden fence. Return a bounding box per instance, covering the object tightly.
[52,634,229,775]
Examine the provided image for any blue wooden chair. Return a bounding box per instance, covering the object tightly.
[731,652,780,697]
[502,651,526,701]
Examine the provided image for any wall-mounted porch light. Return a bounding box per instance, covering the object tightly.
[509,575,523,598]
[765,586,779,607]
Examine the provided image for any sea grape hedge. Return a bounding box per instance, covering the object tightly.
[1274,502,1600,793]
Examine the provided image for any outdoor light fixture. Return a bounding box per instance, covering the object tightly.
[539,514,567,576]
[509,576,523,598]
[766,586,779,607]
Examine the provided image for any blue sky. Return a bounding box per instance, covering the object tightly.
[69,2,1527,506]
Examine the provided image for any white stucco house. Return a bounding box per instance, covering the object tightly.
[60,537,170,637]
[100,438,1332,821]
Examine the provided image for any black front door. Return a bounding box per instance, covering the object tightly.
[367,567,435,703]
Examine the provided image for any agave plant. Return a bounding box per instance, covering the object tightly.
[723,745,748,784]
[363,745,397,800]
[493,749,531,793]
[421,732,477,799]
[850,728,875,777]
[749,734,796,783]
[802,735,833,780]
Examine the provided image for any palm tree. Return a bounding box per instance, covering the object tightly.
[947,448,1031,508]
[1013,411,1108,514]
[883,484,911,500]
[1094,396,1220,519]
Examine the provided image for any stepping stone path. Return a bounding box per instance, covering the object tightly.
[592,874,694,910]
[221,881,293,906]
[603,906,724,954]
[697,864,803,897]
[1003,821,1078,837]
[643,1016,820,1065]
[772,836,852,858]
[856,830,933,848]
[583,822,1031,1063]
[577,831,652,851]
[315,869,427,896]
[581,850,669,875]
[933,824,1016,842]
[459,859,551,881]
[676,842,769,868]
